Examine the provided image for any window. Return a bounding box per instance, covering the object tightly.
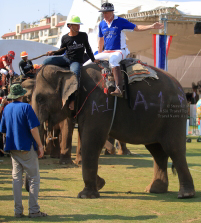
[17,26,19,33]
[39,31,43,37]
[52,18,55,26]
[44,29,48,36]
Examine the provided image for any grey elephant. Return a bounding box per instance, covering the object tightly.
[31,64,195,199]
[21,78,128,164]
[21,79,76,164]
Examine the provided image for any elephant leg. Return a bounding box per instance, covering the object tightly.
[59,118,75,165]
[117,141,131,155]
[77,128,107,198]
[145,143,169,193]
[161,140,195,198]
[97,175,105,191]
[74,131,82,165]
[49,129,60,159]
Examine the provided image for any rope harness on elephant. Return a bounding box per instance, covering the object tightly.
[73,70,118,133]
[73,77,105,119]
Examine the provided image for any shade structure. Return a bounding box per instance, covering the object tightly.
[125,22,201,60]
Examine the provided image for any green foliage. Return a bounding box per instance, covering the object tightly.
[0,135,201,222]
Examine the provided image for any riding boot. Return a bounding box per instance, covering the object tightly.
[1,74,6,89]
[110,66,123,97]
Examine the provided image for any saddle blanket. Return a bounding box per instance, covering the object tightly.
[120,58,159,84]
[101,58,159,91]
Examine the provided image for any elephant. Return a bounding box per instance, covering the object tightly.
[31,64,195,199]
[21,79,76,164]
[105,137,131,155]
[21,79,36,104]
[21,78,129,164]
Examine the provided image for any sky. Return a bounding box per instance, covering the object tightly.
[0,0,200,39]
[0,0,73,38]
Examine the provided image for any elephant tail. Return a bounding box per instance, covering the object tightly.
[171,163,177,175]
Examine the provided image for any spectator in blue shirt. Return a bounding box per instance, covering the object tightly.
[0,84,47,218]
[84,2,164,97]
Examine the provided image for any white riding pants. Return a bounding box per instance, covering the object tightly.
[0,69,8,75]
[83,49,128,68]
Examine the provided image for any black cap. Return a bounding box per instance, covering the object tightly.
[99,3,114,12]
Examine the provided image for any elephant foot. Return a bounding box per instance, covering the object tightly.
[145,179,168,193]
[59,157,73,165]
[117,148,131,155]
[73,156,82,165]
[77,187,100,199]
[97,175,105,190]
[178,189,195,199]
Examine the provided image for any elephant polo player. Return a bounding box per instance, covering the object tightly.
[84,2,164,97]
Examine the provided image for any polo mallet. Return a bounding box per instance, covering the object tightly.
[29,47,66,61]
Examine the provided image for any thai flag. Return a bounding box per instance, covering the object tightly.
[153,34,173,70]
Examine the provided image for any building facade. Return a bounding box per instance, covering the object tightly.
[1,13,67,46]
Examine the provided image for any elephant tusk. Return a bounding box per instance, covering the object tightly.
[48,137,58,140]
[43,122,47,131]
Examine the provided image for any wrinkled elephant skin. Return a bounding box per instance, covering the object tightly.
[32,64,195,199]
[32,65,78,164]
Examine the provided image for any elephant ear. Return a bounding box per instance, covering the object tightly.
[21,79,36,95]
[56,69,78,106]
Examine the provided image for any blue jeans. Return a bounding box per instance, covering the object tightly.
[43,56,81,79]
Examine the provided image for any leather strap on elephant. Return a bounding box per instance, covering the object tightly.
[73,75,118,134]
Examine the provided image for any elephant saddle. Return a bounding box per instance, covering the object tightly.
[100,58,159,95]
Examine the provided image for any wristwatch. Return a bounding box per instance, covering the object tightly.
[0,104,4,107]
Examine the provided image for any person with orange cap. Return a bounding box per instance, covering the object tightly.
[19,51,35,79]
[0,51,16,89]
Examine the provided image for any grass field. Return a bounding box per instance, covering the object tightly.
[0,130,201,223]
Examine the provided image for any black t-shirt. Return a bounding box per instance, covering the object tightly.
[55,32,95,63]
[19,60,34,78]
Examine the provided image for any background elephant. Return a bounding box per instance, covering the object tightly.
[22,78,76,164]
[104,137,131,155]
[21,79,35,104]
[43,118,75,164]
[31,64,195,199]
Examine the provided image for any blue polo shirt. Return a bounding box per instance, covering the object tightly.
[99,15,136,50]
[0,101,40,152]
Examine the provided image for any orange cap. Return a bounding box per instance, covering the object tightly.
[20,51,28,57]
[33,64,41,69]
